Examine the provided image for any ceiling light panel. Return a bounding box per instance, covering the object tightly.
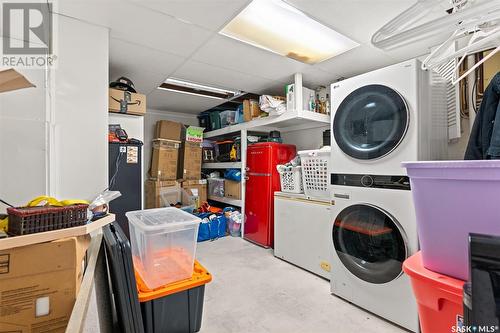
[219,0,360,64]
[158,78,241,100]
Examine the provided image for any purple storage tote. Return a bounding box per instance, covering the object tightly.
[402,160,500,280]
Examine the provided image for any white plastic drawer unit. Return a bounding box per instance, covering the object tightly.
[273,192,333,279]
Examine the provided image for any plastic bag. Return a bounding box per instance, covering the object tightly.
[225,210,242,237]
[89,190,121,211]
[259,95,286,115]
[224,168,241,181]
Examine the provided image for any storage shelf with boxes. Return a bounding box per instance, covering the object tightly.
[147,120,224,213]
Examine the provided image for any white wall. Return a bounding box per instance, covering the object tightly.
[282,126,329,151]
[0,15,109,210]
[53,16,109,200]
[143,108,198,179]
[109,114,144,141]
[448,117,470,160]
[0,68,48,209]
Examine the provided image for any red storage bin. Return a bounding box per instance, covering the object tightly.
[403,251,465,333]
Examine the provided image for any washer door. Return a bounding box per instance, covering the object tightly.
[333,204,407,284]
[333,84,409,160]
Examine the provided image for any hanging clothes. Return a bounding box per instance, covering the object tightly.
[465,72,500,160]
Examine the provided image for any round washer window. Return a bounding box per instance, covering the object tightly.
[333,204,407,284]
[333,84,409,160]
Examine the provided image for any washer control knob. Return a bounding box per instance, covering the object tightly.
[361,175,374,187]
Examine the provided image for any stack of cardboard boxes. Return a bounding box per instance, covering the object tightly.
[146,120,207,209]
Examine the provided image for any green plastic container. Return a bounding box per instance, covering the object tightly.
[209,111,221,130]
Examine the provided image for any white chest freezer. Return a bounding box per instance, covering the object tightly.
[274,191,333,279]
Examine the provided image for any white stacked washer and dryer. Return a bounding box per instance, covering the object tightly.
[329,59,449,332]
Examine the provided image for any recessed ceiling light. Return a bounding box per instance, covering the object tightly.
[219,0,359,64]
[158,78,241,100]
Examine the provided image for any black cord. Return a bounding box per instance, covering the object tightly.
[0,198,14,208]
[108,151,125,190]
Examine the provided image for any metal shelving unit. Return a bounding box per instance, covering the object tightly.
[203,109,330,139]
[207,195,242,207]
[202,162,242,169]
[201,73,331,238]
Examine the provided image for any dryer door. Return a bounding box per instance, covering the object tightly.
[333,84,409,160]
[332,203,407,284]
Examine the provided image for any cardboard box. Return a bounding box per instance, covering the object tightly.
[109,88,146,116]
[224,180,241,200]
[150,139,180,180]
[155,120,184,141]
[243,99,260,122]
[0,236,90,333]
[0,68,35,93]
[145,179,179,209]
[182,179,208,204]
[178,142,202,180]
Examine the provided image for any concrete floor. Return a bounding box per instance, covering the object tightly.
[196,236,407,333]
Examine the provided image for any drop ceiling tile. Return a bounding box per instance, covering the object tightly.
[109,65,166,94]
[172,60,282,94]
[316,44,396,80]
[287,0,415,45]
[301,68,336,88]
[252,82,287,96]
[110,38,186,78]
[191,34,311,83]
[130,0,249,31]
[147,89,223,114]
[56,0,212,57]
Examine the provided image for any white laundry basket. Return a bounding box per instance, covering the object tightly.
[278,166,303,194]
[298,148,331,200]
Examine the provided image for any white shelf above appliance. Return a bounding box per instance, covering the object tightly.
[203,109,330,139]
[202,162,242,169]
[208,195,242,207]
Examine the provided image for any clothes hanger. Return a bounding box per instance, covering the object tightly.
[372,0,500,50]
[450,25,500,83]
[422,24,500,70]
[422,24,500,83]
[452,46,500,85]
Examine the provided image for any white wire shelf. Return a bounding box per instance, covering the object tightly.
[207,195,242,207]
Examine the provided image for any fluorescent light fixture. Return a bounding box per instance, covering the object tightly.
[158,78,241,100]
[219,0,359,64]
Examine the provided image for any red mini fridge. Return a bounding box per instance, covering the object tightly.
[244,142,296,248]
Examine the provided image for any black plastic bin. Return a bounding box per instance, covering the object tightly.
[141,285,206,333]
[136,261,212,333]
[198,111,211,131]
